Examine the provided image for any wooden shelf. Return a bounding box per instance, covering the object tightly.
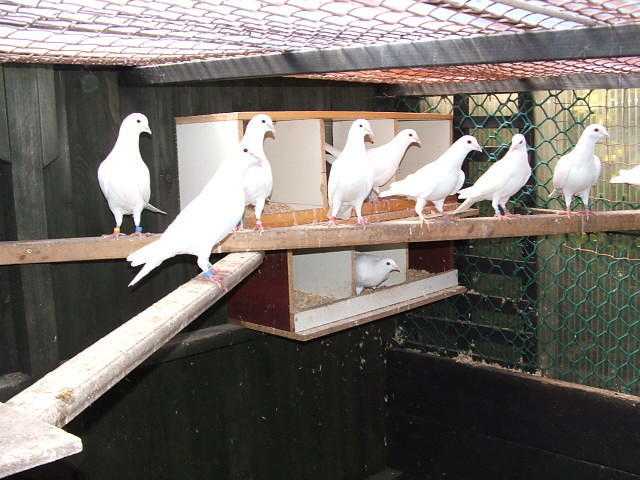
[237,285,466,341]
[0,210,637,266]
[175,110,453,124]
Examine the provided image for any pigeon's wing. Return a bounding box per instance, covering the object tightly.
[552,153,572,190]
[592,155,602,185]
[458,158,511,200]
[453,170,465,194]
[134,161,152,204]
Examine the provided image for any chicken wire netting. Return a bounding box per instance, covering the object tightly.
[394,89,640,395]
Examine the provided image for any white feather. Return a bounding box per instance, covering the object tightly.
[97,113,166,232]
[454,134,531,216]
[379,135,480,221]
[355,254,399,295]
[610,165,640,186]
[127,147,260,286]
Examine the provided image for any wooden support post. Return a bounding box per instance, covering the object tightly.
[3,65,60,378]
[7,251,263,428]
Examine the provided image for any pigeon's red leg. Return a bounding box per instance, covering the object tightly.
[357,216,368,228]
[130,226,152,237]
[327,216,337,226]
[255,220,264,234]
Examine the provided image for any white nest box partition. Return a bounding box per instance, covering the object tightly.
[176,111,462,340]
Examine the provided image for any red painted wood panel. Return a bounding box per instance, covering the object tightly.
[228,250,292,331]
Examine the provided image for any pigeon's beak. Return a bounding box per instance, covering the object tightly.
[413,134,422,147]
[474,144,482,152]
[144,126,152,135]
[603,130,610,138]
[391,263,400,272]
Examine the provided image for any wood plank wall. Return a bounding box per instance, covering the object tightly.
[1,65,395,479]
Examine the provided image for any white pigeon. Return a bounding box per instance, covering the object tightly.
[241,114,276,230]
[551,124,608,216]
[355,254,400,295]
[327,119,375,225]
[610,165,640,186]
[98,113,166,237]
[126,145,261,287]
[454,133,531,218]
[379,135,482,223]
[326,129,421,194]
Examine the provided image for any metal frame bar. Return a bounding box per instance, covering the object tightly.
[385,72,640,97]
[121,24,640,86]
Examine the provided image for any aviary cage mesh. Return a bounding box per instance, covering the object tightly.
[395,89,640,395]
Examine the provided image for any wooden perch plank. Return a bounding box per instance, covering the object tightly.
[0,210,638,266]
[7,252,263,428]
[0,402,82,478]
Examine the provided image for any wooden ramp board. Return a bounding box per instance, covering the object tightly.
[0,402,82,478]
[7,252,263,428]
[0,209,638,266]
[238,285,465,341]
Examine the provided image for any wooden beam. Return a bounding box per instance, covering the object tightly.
[0,210,637,266]
[0,402,82,478]
[385,72,640,96]
[6,252,263,427]
[120,24,640,85]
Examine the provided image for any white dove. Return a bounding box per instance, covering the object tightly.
[454,133,531,219]
[355,254,400,295]
[327,119,375,226]
[127,145,261,287]
[242,114,276,231]
[326,129,421,195]
[550,124,608,216]
[98,113,166,238]
[610,165,640,187]
[379,135,482,223]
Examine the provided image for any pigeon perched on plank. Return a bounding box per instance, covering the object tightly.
[454,134,531,219]
[127,145,261,287]
[550,124,608,216]
[98,113,166,238]
[610,165,640,187]
[379,135,481,223]
[242,114,276,231]
[327,119,375,226]
[326,129,421,197]
[355,253,400,295]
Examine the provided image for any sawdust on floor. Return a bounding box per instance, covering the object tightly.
[293,289,337,312]
[262,202,292,214]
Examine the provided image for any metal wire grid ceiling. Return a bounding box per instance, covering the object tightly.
[0,0,639,68]
[396,89,640,395]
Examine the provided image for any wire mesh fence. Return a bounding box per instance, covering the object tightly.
[396,89,640,395]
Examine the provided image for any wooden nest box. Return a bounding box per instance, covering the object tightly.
[175,111,465,340]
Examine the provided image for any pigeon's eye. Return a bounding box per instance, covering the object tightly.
[594,128,599,132]
[386,261,391,266]
[261,119,266,124]
[243,148,248,153]
[136,119,141,124]
[409,133,413,137]
[467,140,472,144]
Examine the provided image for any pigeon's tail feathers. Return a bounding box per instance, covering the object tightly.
[378,189,393,198]
[128,259,162,287]
[453,197,476,214]
[610,169,631,183]
[378,181,404,198]
[456,185,472,200]
[145,202,167,215]
[325,143,341,158]
[127,239,164,267]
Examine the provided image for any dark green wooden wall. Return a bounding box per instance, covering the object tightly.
[1,65,396,479]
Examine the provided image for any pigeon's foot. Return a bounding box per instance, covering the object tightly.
[578,209,594,219]
[356,216,369,228]
[439,213,457,224]
[201,269,227,291]
[255,220,264,234]
[327,216,337,227]
[560,210,574,217]
[494,213,508,221]
[102,227,125,239]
